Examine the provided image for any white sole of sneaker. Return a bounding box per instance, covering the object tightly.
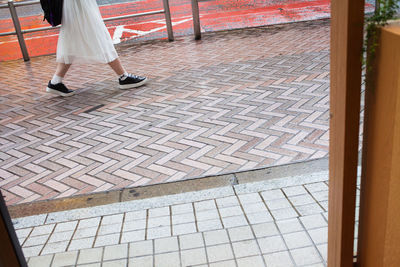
[46,87,75,97]
[119,77,148,90]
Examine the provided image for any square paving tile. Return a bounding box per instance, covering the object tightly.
[209,260,236,267]
[102,259,127,267]
[68,237,95,251]
[154,252,180,266]
[222,215,248,228]
[263,251,295,267]
[290,246,322,266]
[54,221,78,233]
[128,255,153,267]
[270,208,298,220]
[204,229,230,246]
[238,193,263,204]
[219,206,243,217]
[216,196,240,208]
[179,233,204,250]
[48,231,74,243]
[247,212,274,224]
[123,220,146,232]
[232,240,261,258]
[28,254,53,267]
[94,233,120,247]
[24,235,49,247]
[194,200,217,212]
[282,186,308,196]
[121,230,145,243]
[252,222,279,238]
[124,210,147,222]
[241,202,268,214]
[129,240,153,257]
[258,235,287,254]
[180,247,207,266]
[275,218,304,234]
[22,245,43,258]
[228,226,254,242]
[102,214,124,225]
[147,216,170,228]
[103,244,128,261]
[196,209,220,221]
[147,226,171,239]
[296,203,325,216]
[172,222,197,235]
[154,236,179,254]
[299,214,327,230]
[78,218,101,229]
[52,251,78,267]
[77,247,103,265]
[149,207,170,218]
[172,213,195,224]
[41,240,69,255]
[206,244,234,262]
[30,225,54,237]
[171,203,193,215]
[197,219,223,232]
[261,190,286,201]
[308,227,328,245]
[237,255,265,267]
[282,231,313,249]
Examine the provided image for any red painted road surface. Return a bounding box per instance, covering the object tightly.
[0,0,373,61]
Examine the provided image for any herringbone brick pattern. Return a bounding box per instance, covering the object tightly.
[0,20,330,205]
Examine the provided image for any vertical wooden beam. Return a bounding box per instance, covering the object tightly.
[358,25,400,267]
[329,0,365,266]
[0,192,27,267]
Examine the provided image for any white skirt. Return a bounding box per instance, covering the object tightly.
[56,0,118,64]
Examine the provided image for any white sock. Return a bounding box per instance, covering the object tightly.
[119,72,129,80]
[51,75,63,84]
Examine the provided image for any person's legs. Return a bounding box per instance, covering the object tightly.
[55,63,72,78]
[108,57,148,90]
[108,58,126,76]
[50,63,71,84]
[46,63,74,97]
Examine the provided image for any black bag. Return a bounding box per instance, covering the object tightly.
[40,0,64,27]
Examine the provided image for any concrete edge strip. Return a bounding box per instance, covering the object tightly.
[12,158,330,229]
[10,157,328,221]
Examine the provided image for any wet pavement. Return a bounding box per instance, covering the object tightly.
[0,20,331,206]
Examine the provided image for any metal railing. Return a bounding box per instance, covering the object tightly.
[0,0,174,61]
[191,0,215,40]
[191,0,203,40]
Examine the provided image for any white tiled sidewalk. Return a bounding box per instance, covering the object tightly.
[13,170,339,267]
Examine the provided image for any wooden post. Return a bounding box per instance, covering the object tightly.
[0,192,27,267]
[357,25,400,267]
[328,0,365,266]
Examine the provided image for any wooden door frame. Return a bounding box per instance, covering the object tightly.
[0,0,366,266]
[328,0,365,266]
[0,192,27,267]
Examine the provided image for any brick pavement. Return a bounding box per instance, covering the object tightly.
[0,20,330,205]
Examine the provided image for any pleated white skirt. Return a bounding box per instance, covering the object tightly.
[56,0,118,64]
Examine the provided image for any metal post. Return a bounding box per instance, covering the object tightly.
[191,0,201,40]
[8,0,30,61]
[162,0,174,41]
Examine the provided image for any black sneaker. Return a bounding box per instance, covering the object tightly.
[119,74,148,89]
[46,81,74,97]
